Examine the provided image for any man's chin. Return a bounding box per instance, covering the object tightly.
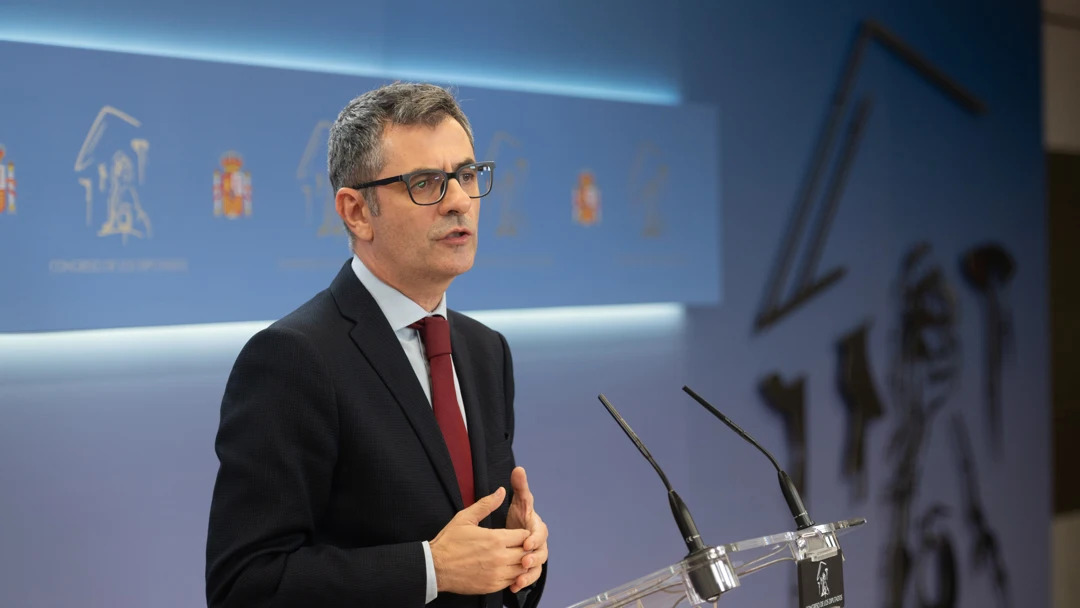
[436,254,476,279]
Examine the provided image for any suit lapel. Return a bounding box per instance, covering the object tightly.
[449,313,489,517]
[329,262,464,511]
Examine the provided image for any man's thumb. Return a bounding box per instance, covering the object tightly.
[458,487,506,524]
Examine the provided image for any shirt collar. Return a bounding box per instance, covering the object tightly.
[351,255,448,332]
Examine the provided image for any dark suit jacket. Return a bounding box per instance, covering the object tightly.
[206,261,546,608]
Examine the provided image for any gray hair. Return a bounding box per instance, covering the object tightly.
[328,82,474,246]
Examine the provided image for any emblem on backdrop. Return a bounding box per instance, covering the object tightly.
[483,131,528,237]
[297,120,344,238]
[213,151,252,219]
[572,169,601,226]
[627,142,669,238]
[74,106,152,244]
[0,144,16,216]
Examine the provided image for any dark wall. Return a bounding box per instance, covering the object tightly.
[1050,151,1080,515]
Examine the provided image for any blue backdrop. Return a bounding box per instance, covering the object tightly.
[0,41,719,332]
[0,1,1048,607]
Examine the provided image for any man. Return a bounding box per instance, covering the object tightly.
[205,82,549,608]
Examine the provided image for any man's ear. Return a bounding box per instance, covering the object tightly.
[336,188,375,242]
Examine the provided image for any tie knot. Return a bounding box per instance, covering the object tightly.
[409,315,452,359]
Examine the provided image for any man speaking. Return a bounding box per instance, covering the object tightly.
[205,82,549,608]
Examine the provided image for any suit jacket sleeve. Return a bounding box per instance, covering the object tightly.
[205,325,427,608]
[497,331,548,608]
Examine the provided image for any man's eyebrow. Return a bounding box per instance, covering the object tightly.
[402,158,477,175]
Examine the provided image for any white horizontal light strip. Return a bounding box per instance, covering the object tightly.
[0,320,273,356]
[0,320,275,383]
[0,31,679,106]
[0,304,685,382]
[0,303,684,347]
[467,303,685,337]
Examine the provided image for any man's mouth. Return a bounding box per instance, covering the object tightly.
[441,228,472,240]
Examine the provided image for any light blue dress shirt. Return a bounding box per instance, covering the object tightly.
[351,255,468,605]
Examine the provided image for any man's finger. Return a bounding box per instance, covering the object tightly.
[494,528,531,547]
[510,467,533,510]
[457,487,506,525]
[520,541,548,570]
[512,566,542,593]
[523,515,547,551]
[512,544,547,592]
[501,547,529,565]
[506,566,533,593]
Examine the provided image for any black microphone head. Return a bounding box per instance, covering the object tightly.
[667,490,705,552]
[779,470,815,529]
[669,491,733,603]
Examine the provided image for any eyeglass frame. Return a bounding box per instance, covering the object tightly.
[348,161,497,206]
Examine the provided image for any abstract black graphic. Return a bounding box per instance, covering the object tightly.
[959,243,1016,454]
[914,504,958,608]
[754,20,986,333]
[881,243,962,608]
[837,322,885,502]
[951,413,1011,608]
[758,373,808,497]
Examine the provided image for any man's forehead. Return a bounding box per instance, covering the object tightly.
[380,122,475,171]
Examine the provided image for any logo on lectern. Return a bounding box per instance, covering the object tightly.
[816,562,830,597]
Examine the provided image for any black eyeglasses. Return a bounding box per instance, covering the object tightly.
[350,161,496,206]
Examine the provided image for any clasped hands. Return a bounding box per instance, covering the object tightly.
[429,467,549,596]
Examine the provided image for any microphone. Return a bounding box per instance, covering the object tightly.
[597,394,726,602]
[681,385,816,530]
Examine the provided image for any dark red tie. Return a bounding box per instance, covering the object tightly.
[410,315,474,507]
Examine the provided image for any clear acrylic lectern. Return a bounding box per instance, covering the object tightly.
[566,517,866,608]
